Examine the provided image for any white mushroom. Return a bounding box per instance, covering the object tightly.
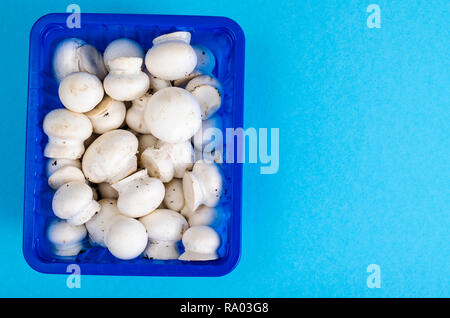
[53,38,107,82]
[192,114,223,151]
[48,165,85,190]
[141,140,194,183]
[43,108,93,159]
[144,87,201,143]
[126,93,152,134]
[164,178,184,211]
[103,57,150,101]
[178,225,220,261]
[185,75,222,120]
[182,160,223,211]
[145,31,197,80]
[85,96,126,134]
[85,198,121,247]
[47,219,87,256]
[192,44,216,74]
[103,38,144,71]
[46,158,81,177]
[97,182,118,199]
[58,72,104,113]
[52,181,100,225]
[181,205,217,227]
[138,134,158,160]
[111,169,165,218]
[82,129,138,184]
[105,216,148,260]
[77,44,108,81]
[139,209,188,260]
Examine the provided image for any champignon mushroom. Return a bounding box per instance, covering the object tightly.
[141,140,194,183]
[145,31,197,81]
[126,93,152,134]
[58,72,104,113]
[181,205,217,227]
[48,165,86,190]
[43,108,93,160]
[185,75,222,120]
[164,178,184,211]
[111,169,165,218]
[139,209,188,260]
[85,96,126,134]
[103,57,150,101]
[53,38,107,82]
[103,38,144,71]
[82,129,138,184]
[52,181,100,225]
[105,216,148,260]
[182,160,223,211]
[192,44,216,74]
[178,225,220,261]
[144,87,201,143]
[47,219,87,256]
[85,198,121,247]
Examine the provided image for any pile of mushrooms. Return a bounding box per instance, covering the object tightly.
[44,32,224,261]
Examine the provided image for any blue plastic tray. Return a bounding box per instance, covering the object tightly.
[23,13,244,276]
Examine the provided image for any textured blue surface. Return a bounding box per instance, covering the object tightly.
[0,0,449,297]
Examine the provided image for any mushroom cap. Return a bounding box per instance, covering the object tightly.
[48,166,85,190]
[52,181,97,219]
[190,85,222,120]
[103,38,144,71]
[103,57,150,101]
[58,72,104,113]
[77,44,108,80]
[152,31,191,45]
[192,45,216,74]
[164,178,185,211]
[185,75,221,92]
[192,114,223,151]
[144,87,201,143]
[85,96,126,134]
[186,205,217,227]
[43,108,93,141]
[85,198,121,247]
[105,216,148,260]
[182,160,223,211]
[179,225,220,260]
[82,129,138,183]
[158,140,194,178]
[111,169,165,218]
[139,209,188,242]
[52,38,85,82]
[97,182,119,199]
[47,219,87,249]
[46,158,81,177]
[141,147,174,182]
[145,35,197,80]
[126,93,152,134]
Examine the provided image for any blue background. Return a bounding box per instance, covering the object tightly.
[0,0,448,297]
